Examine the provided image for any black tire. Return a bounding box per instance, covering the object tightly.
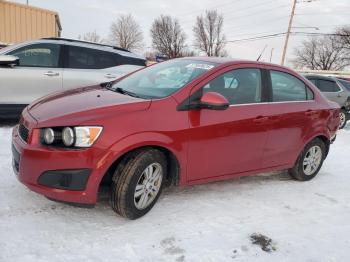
[289,138,326,181]
[339,109,347,129]
[110,149,167,219]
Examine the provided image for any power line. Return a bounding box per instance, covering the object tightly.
[177,0,241,18]
[296,12,350,15]
[224,3,291,23]
[224,31,350,44]
[179,0,285,25]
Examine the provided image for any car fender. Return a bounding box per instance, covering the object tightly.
[95,131,188,187]
[293,128,330,166]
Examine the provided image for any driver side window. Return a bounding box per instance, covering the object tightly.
[8,43,60,68]
[202,68,262,105]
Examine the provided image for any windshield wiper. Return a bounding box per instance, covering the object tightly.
[114,87,142,98]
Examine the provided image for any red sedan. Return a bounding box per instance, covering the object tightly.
[12,58,340,219]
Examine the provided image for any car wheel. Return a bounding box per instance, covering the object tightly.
[289,138,326,181]
[339,109,347,129]
[110,149,167,219]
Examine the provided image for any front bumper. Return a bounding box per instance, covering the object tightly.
[11,125,106,205]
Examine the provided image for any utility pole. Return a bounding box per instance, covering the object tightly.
[281,0,297,66]
[270,48,274,62]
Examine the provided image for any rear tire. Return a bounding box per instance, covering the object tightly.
[110,149,167,219]
[339,109,347,129]
[289,138,326,181]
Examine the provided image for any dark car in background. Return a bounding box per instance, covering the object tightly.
[304,74,350,129]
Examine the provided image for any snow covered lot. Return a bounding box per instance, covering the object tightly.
[1,124,350,262]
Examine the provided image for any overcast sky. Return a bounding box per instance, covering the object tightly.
[11,0,350,66]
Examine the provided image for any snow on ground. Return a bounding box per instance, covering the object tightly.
[1,123,350,262]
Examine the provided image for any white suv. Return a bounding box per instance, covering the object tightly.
[0,38,146,118]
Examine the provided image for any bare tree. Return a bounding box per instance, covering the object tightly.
[150,15,187,58]
[336,26,350,51]
[193,10,227,57]
[78,31,104,43]
[293,36,350,70]
[109,14,143,51]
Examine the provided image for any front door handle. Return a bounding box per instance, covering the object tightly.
[337,94,342,98]
[104,73,117,79]
[44,71,59,77]
[253,116,269,123]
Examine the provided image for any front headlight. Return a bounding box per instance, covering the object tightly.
[41,126,103,148]
[74,126,103,148]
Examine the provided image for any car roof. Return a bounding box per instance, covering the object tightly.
[3,38,145,60]
[304,74,337,81]
[179,56,293,69]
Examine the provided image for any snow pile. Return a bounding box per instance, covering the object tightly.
[1,125,350,262]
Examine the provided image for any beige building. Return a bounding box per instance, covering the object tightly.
[0,0,62,44]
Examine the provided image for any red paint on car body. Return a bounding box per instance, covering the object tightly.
[12,58,340,205]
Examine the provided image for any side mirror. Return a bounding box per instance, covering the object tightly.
[199,92,229,110]
[0,55,19,66]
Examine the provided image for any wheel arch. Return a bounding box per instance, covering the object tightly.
[295,133,330,165]
[99,144,181,190]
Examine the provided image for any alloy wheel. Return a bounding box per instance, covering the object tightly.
[339,112,346,128]
[302,145,322,176]
[134,163,163,210]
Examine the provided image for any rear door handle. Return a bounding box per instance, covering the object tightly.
[253,116,269,123]
[44,71,59,77]
[337,94,342,97]
[104,73,117,79]
[305,110,316,116]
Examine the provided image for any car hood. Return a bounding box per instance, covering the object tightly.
[28,85,151,125]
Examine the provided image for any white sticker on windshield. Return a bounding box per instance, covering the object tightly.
[186,63,214,70]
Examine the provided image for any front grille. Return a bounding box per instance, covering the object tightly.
[12,144,20,173]
[18,124,29,143]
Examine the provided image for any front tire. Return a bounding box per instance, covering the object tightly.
[339,109,347,129]
[289,138,326,181]
[110,149,167,219]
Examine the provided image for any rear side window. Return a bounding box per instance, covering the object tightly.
[66,46,117,69]
[270,71,313,102]
[116,54,146,66]
[8,43,60,67]
[202,68,262,105]
[317,79,341,92]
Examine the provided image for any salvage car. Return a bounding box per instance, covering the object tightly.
[12,58,340,219]
[0,38,145,119]
[304,75,350,129]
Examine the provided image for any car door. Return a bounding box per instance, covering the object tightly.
[0,43,63,105]
[62,45,122,89]
[262,70,315,168]
[186,66,270,182]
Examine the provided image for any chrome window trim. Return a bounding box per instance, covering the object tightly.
[228,100,315,107]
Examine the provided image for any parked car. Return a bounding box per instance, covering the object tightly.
[12,58,340,219]
[304,74,350,129]
[337,78,350,91]
[0,38,146,119]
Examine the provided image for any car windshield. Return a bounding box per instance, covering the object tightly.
[0,44,17,54]
[338,79,350,91]
[110,59,217,99]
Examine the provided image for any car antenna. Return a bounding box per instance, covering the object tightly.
[256,45,268,61]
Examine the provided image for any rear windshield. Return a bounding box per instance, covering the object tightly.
[338,79,350,91]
